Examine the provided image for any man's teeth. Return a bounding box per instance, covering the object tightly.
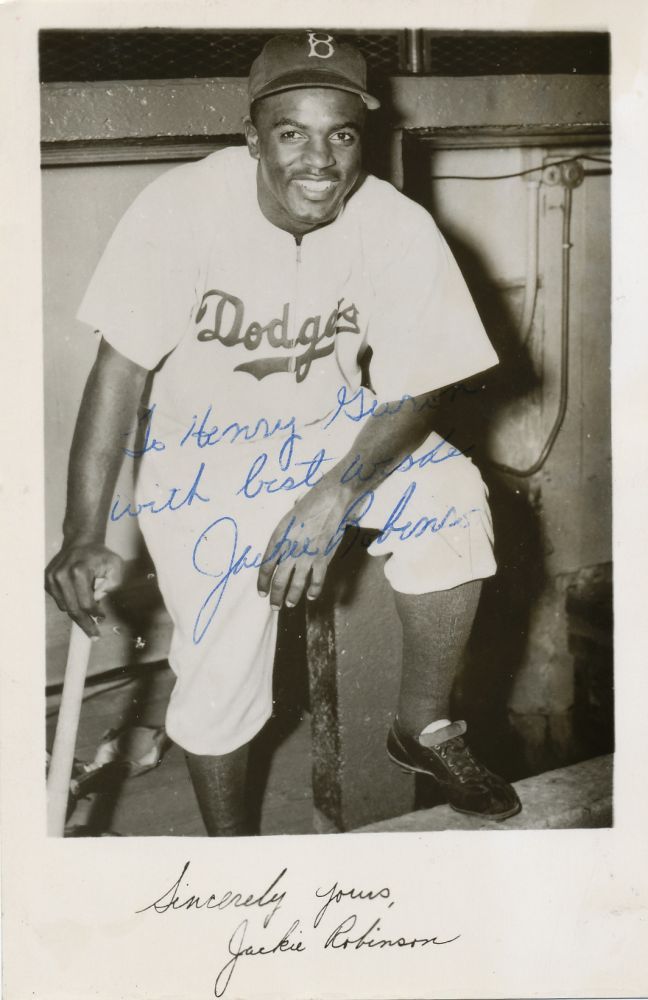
[297,180,335,192]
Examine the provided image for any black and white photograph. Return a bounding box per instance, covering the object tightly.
[1,2,647,998]
[41,24,612,838]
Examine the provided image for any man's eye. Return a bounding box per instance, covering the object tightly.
[332,131,356,144]
[280,130,301,141]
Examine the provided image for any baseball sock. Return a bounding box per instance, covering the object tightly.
[184,743,252,837]
[393,579,482,739]
[420,718,452,737]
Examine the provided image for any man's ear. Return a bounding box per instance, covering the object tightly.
[244,117,260,160]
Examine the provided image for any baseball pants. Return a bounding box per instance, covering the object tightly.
[134,415,496,755]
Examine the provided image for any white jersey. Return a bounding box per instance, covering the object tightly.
[78,146,497,437]
[76,145,499,755]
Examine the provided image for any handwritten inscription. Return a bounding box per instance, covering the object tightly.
[214,918,306,997]
[180,406,298,451]
[114,386,480,644]
[136,863,460,997]
[314,879,391,927]
[323,383,477,429]
[190,491,375,642]
[122,382,473,459]
[136,861,286,926]
[110,462,210,521]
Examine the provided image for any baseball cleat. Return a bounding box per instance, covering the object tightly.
[387,718,521,821]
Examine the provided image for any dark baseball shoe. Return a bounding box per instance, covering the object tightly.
[387,718,521,821]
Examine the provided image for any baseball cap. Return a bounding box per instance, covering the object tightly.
[248,31,380,110]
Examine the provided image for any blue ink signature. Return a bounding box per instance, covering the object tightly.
[190,482,477,643]
[110,463,209,521]
[371,481,478,544]
[191,494,373,644]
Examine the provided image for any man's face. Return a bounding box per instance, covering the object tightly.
[245,88,365,237]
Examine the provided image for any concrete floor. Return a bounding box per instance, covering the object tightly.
[46,661,314,837]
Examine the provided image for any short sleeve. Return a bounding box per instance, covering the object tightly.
[366,208,498,402]
[76,164,202,371]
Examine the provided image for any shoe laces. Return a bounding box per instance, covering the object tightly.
[436,737,488,783]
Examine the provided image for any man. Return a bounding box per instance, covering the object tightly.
[45,31,521,834]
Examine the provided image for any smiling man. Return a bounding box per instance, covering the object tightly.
[249,90,365,230]
[45,31,521,834]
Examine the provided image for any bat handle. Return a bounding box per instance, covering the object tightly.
[47,623,94,836]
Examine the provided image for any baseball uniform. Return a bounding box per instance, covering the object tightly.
[77,145,498,754]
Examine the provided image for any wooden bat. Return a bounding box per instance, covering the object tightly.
[47,623,94,836]
[47,580,106,836]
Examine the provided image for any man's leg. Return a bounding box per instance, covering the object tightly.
[387,578,520,820]
[184,743,253,837]
[135,443,292,835]
[394,580,482,737]
[363,435,520,819]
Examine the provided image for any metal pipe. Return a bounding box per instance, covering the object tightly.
[492,184,573,478]
[404,29,424,74]
[520,178,540,344]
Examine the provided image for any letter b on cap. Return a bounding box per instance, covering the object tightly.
[307,31,335,59]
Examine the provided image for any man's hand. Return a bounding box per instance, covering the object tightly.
[45,540,125,638]
[256,389,448,610]
[257,482,356,610]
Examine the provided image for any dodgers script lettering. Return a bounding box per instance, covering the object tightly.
[195,289,361,382]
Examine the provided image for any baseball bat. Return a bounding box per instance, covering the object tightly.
[47,622,94,837]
